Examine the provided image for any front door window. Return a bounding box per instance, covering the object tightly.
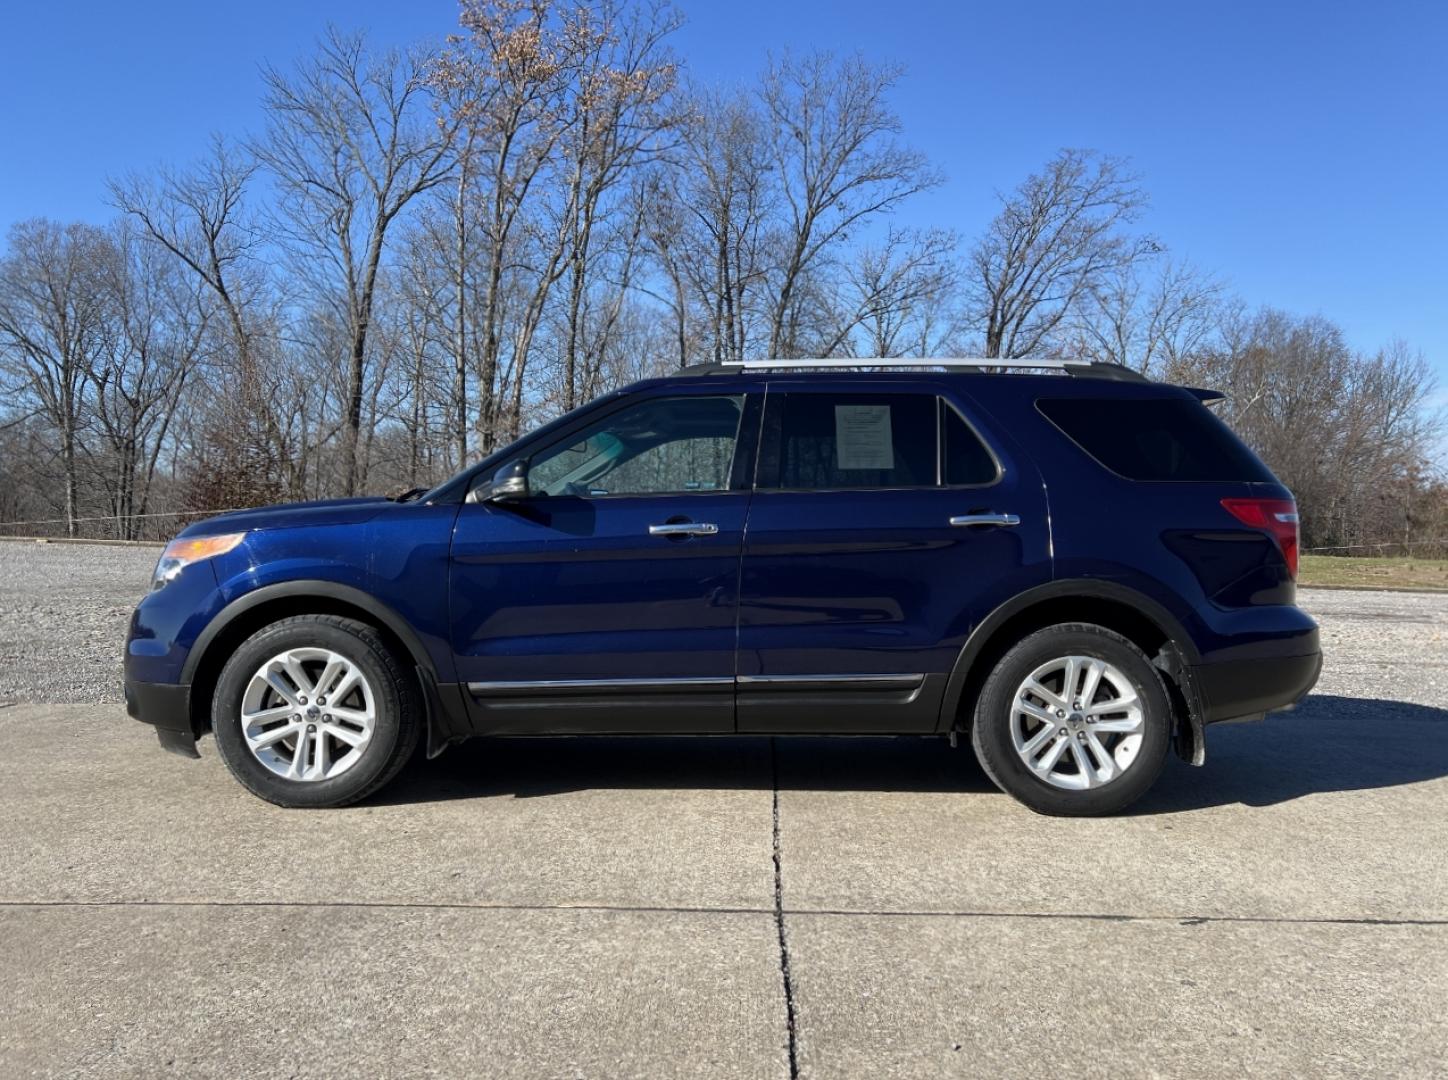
[527,395,745,497]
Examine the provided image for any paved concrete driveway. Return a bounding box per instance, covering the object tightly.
[1,588,1446,1077]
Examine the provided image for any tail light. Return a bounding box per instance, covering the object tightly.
[1220,498,1299,579]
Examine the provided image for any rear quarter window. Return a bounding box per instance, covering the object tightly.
[1036,397,1273,483]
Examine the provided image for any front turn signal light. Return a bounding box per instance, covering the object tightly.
[151,533,246,591]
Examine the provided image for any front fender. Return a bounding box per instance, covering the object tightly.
[180,579,443,685]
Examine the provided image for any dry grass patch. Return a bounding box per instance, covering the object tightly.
[1298,555,1448,591]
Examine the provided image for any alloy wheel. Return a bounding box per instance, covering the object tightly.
[239,647,377,782]
[1009,655,1145,790]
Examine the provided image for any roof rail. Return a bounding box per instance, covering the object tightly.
[711,357,1151,382]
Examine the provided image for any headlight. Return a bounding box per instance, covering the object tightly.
[152,533,246,591]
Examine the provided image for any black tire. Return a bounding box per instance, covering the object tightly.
[970,623,1171,816]
[211,615,420,808]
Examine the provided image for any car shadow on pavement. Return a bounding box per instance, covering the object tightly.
[377,731,994,804]
[373,694,1447,812]
[1136,694,1448,813]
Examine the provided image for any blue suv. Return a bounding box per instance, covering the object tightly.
[124,359,1321,815]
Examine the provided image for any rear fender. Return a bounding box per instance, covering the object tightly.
[939,579,1208,764]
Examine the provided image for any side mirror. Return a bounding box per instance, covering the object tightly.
[468,459,530,504]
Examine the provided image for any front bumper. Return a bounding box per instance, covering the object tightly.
[124,679,199,758]
[1191,647,1323,725]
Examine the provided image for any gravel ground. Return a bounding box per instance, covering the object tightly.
[1,538,1443,706]
[1307,587,1448,701]
[0,541,159,704]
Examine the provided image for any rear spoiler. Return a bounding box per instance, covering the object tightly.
[1185,386,1226,407]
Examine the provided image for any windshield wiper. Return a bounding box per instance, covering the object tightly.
[391,487,428,503]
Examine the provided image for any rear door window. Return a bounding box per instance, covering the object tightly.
[761,392,998,490]
[1037,397,1272,482]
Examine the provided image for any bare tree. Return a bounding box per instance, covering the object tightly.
[548,179,656,407]
[110,138,286,508]
[646,53,936,366]
[760,51,938,358]
[447,130,479,467]
[554,1,681,408]
[256,28,458,494]
[669,86,777,362]
[395,222,453,481]
[969,149,1155,359]
[1068,257,1223,374]
[87,222,209,538]
[0,221,109,535]
[111,139,261,376]
[839,227,958,357]
[433,0,572,453]
[635,167,702,366]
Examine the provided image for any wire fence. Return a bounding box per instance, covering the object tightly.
[1300,540,1448,555]
[0,508,255,528]
[0,507,254,543]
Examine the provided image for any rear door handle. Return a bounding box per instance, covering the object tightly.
[648,522,720,537]
[949,513,1020,528]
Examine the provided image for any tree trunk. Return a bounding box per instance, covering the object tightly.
[453,164,469,469]
[61,415,77,538]
[344,211,392,495]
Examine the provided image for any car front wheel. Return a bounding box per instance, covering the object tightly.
[211,615,420,808]
[971,623,1172,816]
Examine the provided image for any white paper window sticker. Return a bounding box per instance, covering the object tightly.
[835,404,895,470]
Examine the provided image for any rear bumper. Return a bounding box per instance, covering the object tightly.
[123,679,199,758]
[1191,645,1322,724]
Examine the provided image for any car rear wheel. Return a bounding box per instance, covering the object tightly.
[212,615,420,808]
[971,623,1171,816]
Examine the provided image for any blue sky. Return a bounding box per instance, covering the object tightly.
[2,0,1444,388]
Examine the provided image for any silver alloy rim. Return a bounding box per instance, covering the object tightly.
[1010,655,1145,791]
[240,648,376,782]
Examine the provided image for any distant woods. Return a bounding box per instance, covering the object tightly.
[0,0,1442,553]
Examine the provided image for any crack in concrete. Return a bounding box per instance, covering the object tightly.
[2,899,1444,928]
[770,737,801,1080]
[791,908,1448,927]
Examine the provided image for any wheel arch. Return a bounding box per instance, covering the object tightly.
[940,580,1206,762]
[182,581,438,738]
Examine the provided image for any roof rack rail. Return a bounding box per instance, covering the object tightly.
[722,356,1062,370]
[711,357,1151,382]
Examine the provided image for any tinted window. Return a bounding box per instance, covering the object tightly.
[943,403,999,485]
[767,393,937,489]
[1037,397,1272,482]
[528,395,743,496]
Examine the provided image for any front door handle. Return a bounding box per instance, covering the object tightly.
[648,522,720,537]
[949,513,1021,528]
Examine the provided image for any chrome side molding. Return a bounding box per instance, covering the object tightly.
[468,673,926,695]
[736,673,924,689]
[468,676,733,695]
